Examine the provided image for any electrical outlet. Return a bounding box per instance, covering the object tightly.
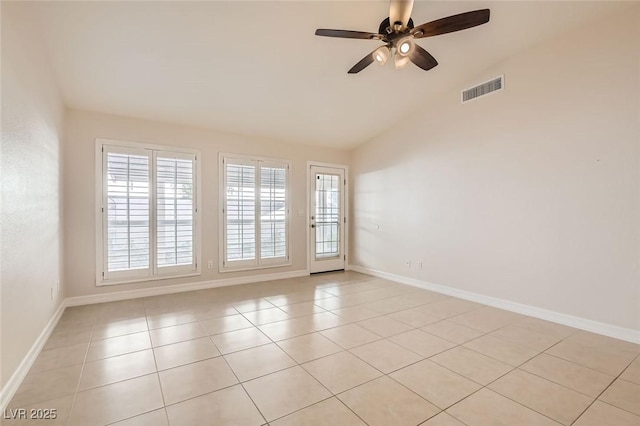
[207,260,214,269]
[417,261,423,270]
[405,259,411,268]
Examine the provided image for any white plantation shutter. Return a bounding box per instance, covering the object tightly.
[260,164,287,261]
[156,152,196,273]
[99,142,199,284]
[104,147,151,279]
[224,160,256,266]
[223,157,289,269]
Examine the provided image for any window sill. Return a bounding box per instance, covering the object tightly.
[97,271,201,287]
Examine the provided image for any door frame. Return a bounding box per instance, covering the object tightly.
[306,161,349,274]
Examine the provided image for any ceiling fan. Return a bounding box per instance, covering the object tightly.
[315,0,490,73]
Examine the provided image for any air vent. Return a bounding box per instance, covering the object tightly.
[462,75,504,103]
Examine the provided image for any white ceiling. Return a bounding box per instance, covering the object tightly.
[29,1,630,149]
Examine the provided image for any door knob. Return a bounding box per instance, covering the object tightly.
[311,224,316,228]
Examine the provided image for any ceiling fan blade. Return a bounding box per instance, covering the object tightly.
[389,0,414,30]
[348,51,375,74]
[315,29,381,40]
[411,9,490,39]
[409,44,438,71]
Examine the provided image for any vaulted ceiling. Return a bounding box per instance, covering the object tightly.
[26,1,631,148]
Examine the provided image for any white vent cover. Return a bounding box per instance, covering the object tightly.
[462,75,504,103]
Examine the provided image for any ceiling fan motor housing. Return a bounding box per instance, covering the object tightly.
[379,17,414,35]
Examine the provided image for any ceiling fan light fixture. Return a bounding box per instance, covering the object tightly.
[373,46,390,65]
[397,37,414,56]
[394,53,410,69]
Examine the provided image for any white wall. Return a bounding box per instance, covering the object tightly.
[63,110,349,298]
[1,4,66,388]
[350,7,640,331]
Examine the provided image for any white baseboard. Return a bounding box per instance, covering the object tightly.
[0,301,66,412]
[348,264,640,344]
[66,269,309,307]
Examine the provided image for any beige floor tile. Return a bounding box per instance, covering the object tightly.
[271,290,334,306]
[146,311,197,330]
[307,311,348,331]
[521,353,615,397]
[566,331,640,355]
[463,334,541,366]
[259,317,316,341]
[224,343,296,381]
[313,296,348,311]
[79,349,156,391]
[447,388,561,426]
[243,366,331,421]
[356,316,413,337]
[420,412,467,426]
[192,304,239,321]
[421,320,485,344]
[69,374,164,426]
[149,322,206,347]
[515,317,577,340]
[420,298,482,319]
[448,307,523,333]
[388,307,442,328]
[391,359,481,409]
[276,332,343,363]
[242,307,290,325]
[271,397,366,426]
[153,337,220,371]
[489,369,593,425]
[166,385,264,426]
[303,351,382,394]
[431,346,512,385]
[158,357,238,405]
[110,409,168,426]
[211,327,271,354]
[278,301,326,317]
[390,329,457,358]
[573,400,640,426]
[489,324,562,351]
[360,297,419,315]
[546,340,637,376]
[234,298,276,313]
[91,317,149,340]
[332,306,380,322]
[200,313,253,335]
[350,339,422,374]
[621,356,640,384]
[320,324,380,349]
[338,376,440,426]
[10,365,82,407]
[599,379,640,416]
[86,332,151,361]
[3,395,73,426]
[44,327,92,350]
[29,342,87,374]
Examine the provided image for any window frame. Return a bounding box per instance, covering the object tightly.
[95,138,201,286]
[219,153,291,273]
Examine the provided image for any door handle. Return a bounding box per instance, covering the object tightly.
[311,224,316,228]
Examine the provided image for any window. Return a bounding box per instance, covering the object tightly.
[221,155,289,271]
[97,140,199,284]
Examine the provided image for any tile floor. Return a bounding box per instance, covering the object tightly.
[5,271,640,426]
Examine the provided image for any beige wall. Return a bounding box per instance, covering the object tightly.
[63,110,349,297]
[1,4,66,387]
[350,7,640,331]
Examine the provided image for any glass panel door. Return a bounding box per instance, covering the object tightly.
[309,165,345,273]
